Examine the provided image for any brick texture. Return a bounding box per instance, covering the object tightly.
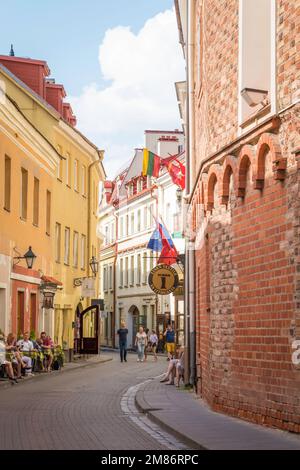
[191,0,300,433]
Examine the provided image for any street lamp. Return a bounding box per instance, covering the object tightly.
[14,246,36,269]
[89,256,99,277]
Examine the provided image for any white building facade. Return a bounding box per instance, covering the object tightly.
[98,129,185,348]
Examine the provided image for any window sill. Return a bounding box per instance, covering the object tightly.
[64,263,70,267]
[33,223,39,228]
[57,178,62,183]
[20,217,27,222]
[240,104,271,130]
[3,207,10,213]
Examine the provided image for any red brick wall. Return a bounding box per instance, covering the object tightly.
[190,0,300,432]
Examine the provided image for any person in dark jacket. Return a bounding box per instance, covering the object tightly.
[117,321,128,363]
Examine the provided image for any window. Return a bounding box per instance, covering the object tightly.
[104,225,109,245]
[109,265,113,290]
[130,255,134,285]
[120,217,124,238]
[110,222,115,243]
[81,235,86,269]
[239,0,276,126]
[81,165,86,196]
[143,252,147,284]
[21,168,28,220]
[119,259,123,287]
[103,266,108,292]
[46,190,51,235]
[137,254,141,285]
[144,206,148,230]
[33,177,39,226]
[65,153,70,186]
[137,209,141,232]
[73,231,79,268]
[131,213,135,234]
[74,160,78,191]
[57,158,63,181]
[126,214,129,236]
[4,155,11,211]
[55,223,61,263]
[125,257,128,287]
[64,227,70,265]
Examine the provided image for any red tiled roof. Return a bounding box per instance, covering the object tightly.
[41,275,63,286]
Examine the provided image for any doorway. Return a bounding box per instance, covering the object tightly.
[128,305,139,349]
[17,290,25,335]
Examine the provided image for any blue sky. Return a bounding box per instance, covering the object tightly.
[0,1,184,177]
[0,0,174,95]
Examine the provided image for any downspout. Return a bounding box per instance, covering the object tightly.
[184,0,196,387]
[113,211,118,349]
[188,0,196,389]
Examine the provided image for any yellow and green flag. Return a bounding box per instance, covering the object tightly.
[142,149,161,178]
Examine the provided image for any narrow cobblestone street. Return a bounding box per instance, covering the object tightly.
[0,353,176,450]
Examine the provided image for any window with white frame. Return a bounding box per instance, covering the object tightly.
[144,206,148,230]
[131,213,135,234]
[137,209,141,232]
[74,160,79,191]
[103,266,108,291]
[119,258,124,287]
[64,227,70,265]
[137,254,141,285]
[109,265,113,290]
[81,165,86,196]
[239,0,276,127]
[65,153,70,186]
[73,231,79,268]
[130,255,134,285]
[80,234,86,269]
[125,257,128,286]
[142,252,147,284]
[120,217,124,238]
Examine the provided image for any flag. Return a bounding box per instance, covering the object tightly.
[147,223,175,252]
[157,223,179,266]
[142,149,161,178]
[162,158,185,190]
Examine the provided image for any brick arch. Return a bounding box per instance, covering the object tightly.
[221,155,236,205]
[236,145,255,198]
[206,168,220,211]
[255,133,285,185]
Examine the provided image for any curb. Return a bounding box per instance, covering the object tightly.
[135,384,206,451]
[0,356,113,391]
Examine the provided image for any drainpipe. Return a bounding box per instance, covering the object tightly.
[113,211,118,349]
[184,0,196,387]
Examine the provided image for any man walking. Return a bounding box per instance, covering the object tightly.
[117,321,128,363]
[164,324,175,360]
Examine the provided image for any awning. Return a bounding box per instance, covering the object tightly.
[41,275,63,286]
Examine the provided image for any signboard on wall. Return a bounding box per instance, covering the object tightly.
[81,278,95,298]
[148,264,179,295]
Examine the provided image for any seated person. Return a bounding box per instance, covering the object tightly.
[17,331,34,377]
[160,346,184,387]
[5,333,25,379]
[0,334,18,384]
[40,332,54,372]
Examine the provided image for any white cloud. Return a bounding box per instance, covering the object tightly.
[69,8,185,179]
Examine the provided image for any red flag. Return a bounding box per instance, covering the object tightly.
[162,159,185,190]
[157,223,178,266]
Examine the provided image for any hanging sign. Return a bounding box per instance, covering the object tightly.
[148,264,179,295]
[81,278,96,298]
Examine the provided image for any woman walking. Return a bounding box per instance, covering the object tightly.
[135,326,147,362]
[149,330,158,361]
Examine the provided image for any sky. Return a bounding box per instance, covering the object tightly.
[0,0,185,178]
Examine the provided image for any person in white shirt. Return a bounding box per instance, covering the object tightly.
[135,326,147,362]
[149,330,158,362]
[17,331,34,376]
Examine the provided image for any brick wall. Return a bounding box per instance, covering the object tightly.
[190,0,300,432]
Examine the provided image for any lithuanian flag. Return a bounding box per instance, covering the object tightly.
[142,149,161,178]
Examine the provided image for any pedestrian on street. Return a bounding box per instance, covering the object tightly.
[144,328,150,362]
[135,326,147,362]
[149,330,158,361]
[117,320,128,363]
[164,324,176,360]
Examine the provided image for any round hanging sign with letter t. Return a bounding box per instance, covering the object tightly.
[148,264,179,295]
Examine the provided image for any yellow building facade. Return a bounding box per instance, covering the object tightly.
[0,60,105,356]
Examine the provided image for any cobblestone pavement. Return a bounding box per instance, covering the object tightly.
[0,352,172,450]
